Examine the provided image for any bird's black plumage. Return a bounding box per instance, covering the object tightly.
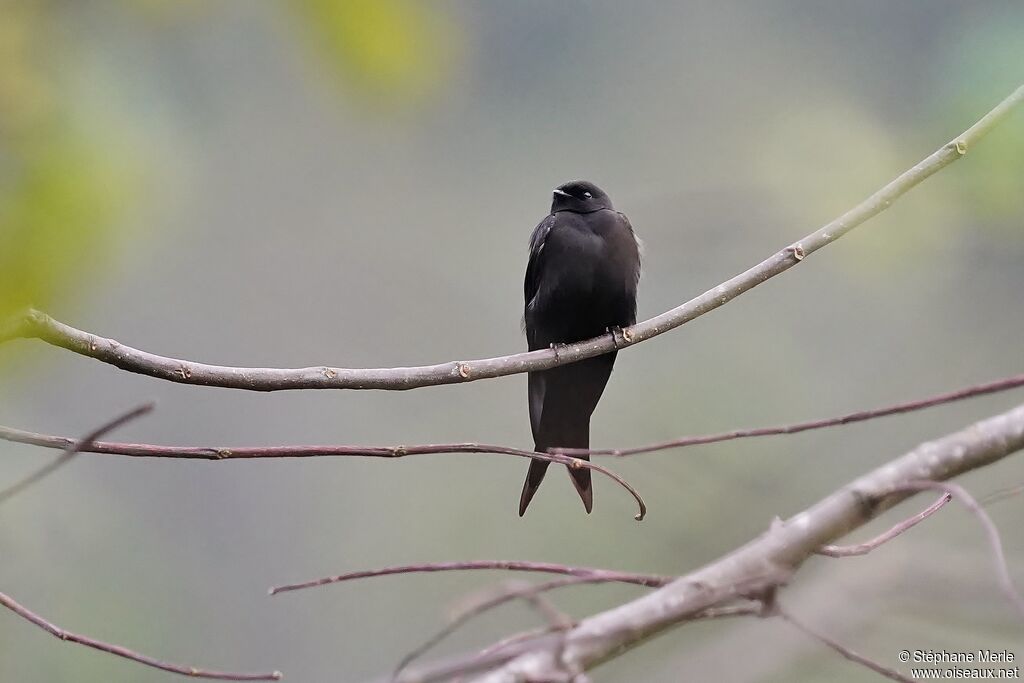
[519,181,640,515]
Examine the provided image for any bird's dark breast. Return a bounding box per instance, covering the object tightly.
[526,211,638,347]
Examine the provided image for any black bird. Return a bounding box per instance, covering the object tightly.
[519,180,640,516]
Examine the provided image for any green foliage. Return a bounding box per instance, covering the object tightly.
[0,3,138,324]
[294,0,458,106]
[941,13,1024,226]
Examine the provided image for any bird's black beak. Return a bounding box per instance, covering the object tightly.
[552,189,571,198]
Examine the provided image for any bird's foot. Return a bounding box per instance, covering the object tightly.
[607,326,633,349]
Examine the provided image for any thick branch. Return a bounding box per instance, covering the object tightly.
[3,85,1021,391]
[459,403,1024,682]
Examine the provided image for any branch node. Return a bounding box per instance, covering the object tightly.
[954,139,968,155]
[457,362,471,379]
[787,243,806,261]
[322,367,338,379]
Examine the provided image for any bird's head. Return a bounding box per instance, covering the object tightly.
[551,180,613,214]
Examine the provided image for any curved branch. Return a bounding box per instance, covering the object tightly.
[816,493,951,557]
[458,402,1024,682]
[4,85,1021,391]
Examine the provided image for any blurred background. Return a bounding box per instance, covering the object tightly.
[1,2,1023,681]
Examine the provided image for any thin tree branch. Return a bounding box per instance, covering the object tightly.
[558,372,1024,457]
[457,403,1024,682]
[0,590,281,681]
[396,581,759,680]
[3,85,1021,392]
[816,493,951,557]
[269,560,670,596]
[775,604,914,683]
[393,578,588,680]
[890,480,1024,619]
[980,482,1024,506]
[0,429,646,520]
[0,402,154,505]
[392,599,762,683]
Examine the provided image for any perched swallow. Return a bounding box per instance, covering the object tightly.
[520,180,640,515]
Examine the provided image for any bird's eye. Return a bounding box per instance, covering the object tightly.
[583,191,592,198]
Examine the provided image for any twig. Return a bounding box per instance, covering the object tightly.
[980,482,1024,506]
[890,480,1024,619]
[776,604,914,683]
[557,372,1024,456]
[0,590,281,680]
[0,430,646,521]
[269,560,670,596]
[445,627,564,683]
[393,577,589,680]
[0,403,154,505]
[4,86,1021,392]
[397,585,756,683]
[392,633,562,683]
[816,493,951,557]
[393,599,759,683]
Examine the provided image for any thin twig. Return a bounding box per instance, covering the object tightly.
[5,86,1021,392]
[397,586,756,682]
[980,482,1024,506]
[445,627,563,683]
[558,373,1024,456]
[891,480,1024,619]
[270,560,670,596]
[0,590,281,680]
[0,430,646,520]
[0,403,154,505]
[817,493,951,557]
[776,604,914,683]
[393,577,590,680]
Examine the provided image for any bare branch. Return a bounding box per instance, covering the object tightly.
[397,584,764,682]
[269,560,670,596]
[0,403,154,505]
[0,429,646,520]
[816,493,951,557]
[559,372,1024,457]
[3,85,1021,392]
[0,590,281,681]
[980,482,1024,506]
[393,578,585,680]
[776,604,914,683]
[891,480,1024,619]
[461,403,1024,682]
